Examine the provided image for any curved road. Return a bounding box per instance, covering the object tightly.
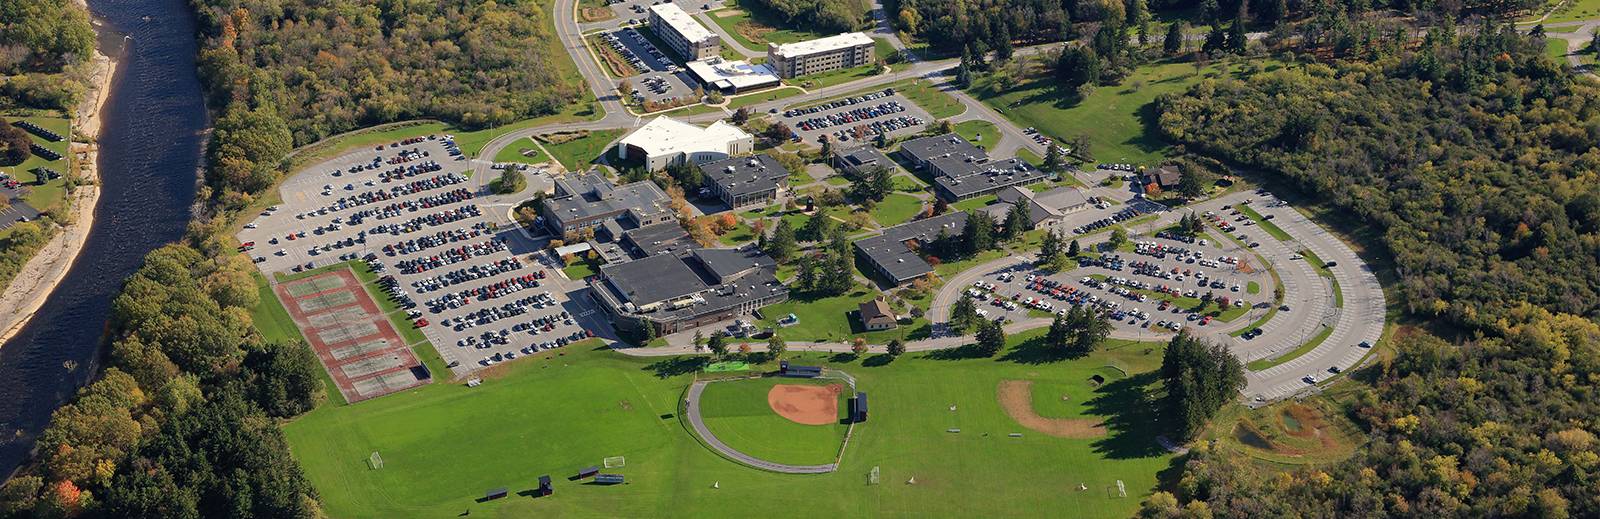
[683,380,839,474]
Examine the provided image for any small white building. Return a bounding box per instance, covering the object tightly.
[617,116,754,171]
[686,58,781,93]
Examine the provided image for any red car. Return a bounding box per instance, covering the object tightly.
[414,318,430,328]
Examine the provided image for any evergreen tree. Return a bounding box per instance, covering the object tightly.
[1068,239,1081,257]
[1043,143,1065,171]
[766,218,799,261]
[1159,332,1245,441]
[1164,22,1186,56]
[976,320,1006,356]
[707,331,728,358]
[1039,229,1062,259]
[957,46,975,87]
[1046,314,1073,351]
[963,210,996,255]
[1203,24,1228,54]
[951,293,980,334]
[1055,46,1101,91]
[796,254,819,292]
[1002,202,1031,241]
[1226,18,1248,54]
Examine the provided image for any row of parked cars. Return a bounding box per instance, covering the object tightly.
[783,88,896,118]
[394,236,506,274]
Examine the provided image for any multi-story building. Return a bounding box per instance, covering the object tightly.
[767,32,875,78]
[648,4,720,60]
[540,173,674,235]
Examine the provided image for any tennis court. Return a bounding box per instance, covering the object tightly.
[273,268,431,403]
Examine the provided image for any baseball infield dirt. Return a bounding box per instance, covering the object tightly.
[767,383,841,426]
[997,380,1108,438]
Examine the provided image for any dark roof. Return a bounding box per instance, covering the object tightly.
[700,154,789,197]
[1145,166,1182,187]
[852,211,968,282]
[622,222,696,257]
[899,133,986,166]
[834,146,891,170]
[600,253,705,307]
[933,158,1047,199]
[858,298,896,325]
[693,248,775,284]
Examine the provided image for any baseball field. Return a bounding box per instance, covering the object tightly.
[282,332,1176,518]
[696,376,851,466]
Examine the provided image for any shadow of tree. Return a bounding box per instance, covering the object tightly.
[642,356,708,379]
[996,334,1089,364]
[1084,371,1169,459]
[828,352,860,363]
[862,353,895,367]
[922,343,991,360]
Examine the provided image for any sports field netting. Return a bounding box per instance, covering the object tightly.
[341,355,406,379]
[298,290,359,312]
[330,339,394,361]
[285,275,348,297]
[316,322,381,345]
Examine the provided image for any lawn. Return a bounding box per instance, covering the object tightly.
[285,331,1174,518]
[969,60,1273,166]
[1546,37,1573,62]
[950,194,996,212]
[870,192,924,227]
[759,288,928,343]
[791,64,881,89]
[726,86,804,110]
[4,113,73,213]
[492,137,545,164]
[890,175,923,192]
[705,0,837,50]
[697,376,848,465]
[1246,281,1260,294]
[563,258,601,280]
[1522,0,1600,23]
[955,120,1000,149]
[540,128,625,171]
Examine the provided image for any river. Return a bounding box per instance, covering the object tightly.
[0,0,205,475]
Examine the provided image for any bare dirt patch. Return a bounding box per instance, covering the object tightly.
[768,383,841,425]
[996,380,1108,438]
[713,8,744,17]
[734,22,775,45]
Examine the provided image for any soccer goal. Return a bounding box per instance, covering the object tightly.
[368,451,384,470]
[867,466,880,485]
[603,456,627,468]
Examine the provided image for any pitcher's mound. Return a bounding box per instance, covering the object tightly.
[997,380,1108,438]
[768,383,841,425]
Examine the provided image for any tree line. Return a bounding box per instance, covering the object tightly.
[0,0,96,111]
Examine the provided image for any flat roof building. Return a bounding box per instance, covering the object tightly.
[832,145,894,177]
[699,153,790,210]
[899,133,1048,201]
[589,247,789,335]
[853,211,968,286]
[686,58,781,93]
[541,173,674,235]
[617,116,754,171]
[767,32,875,78]
[649,4,720,60]
[620,222,698,258]
[979,185,1090,231]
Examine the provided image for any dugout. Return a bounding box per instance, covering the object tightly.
[577,466,600,479]
[484,487,508,501]
[595,474,625,485]
[537,475,553,496]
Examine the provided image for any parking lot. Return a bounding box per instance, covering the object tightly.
[239,135,607,377]
[591,0,722,30]
[780,89,932,145]
[959,231,1272,336]
[598,27,699,104]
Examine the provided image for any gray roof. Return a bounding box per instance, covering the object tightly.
[933,158,1047,199]
[985,185,1089,227]
[1145,166,1182,187]
[700,154,789,197]
[899,133,986,167]
[834,146,891,171]
[622,222,696,257]
[693,248,775,284]
[599,253,705,307]
[853,211,968,283]
[545,173,671,225]
[1034,186,1089,211]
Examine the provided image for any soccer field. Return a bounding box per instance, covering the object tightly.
[284,332,1175,518]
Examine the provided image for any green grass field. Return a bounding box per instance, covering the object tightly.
[3,113,73,214]
[541,129,624,171]
[758,287,929,343]
[1523,0,1600,23]
[726,86,804,110]
[706,0,837,50]
[493,137,545,164]
[285,330,1175,518]
[792,65,881,89]
[969,60,1271,166]
[870,193,923,227]
[697,376,848,465]
[955,120,999,149]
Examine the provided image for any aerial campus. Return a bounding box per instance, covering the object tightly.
[6,0,1600,516]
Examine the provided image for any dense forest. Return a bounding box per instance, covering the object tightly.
[748,0,872,33]
[0,0,97,111]
[1143,24,1600,518]
[0,243,325,517]
[190,0,585,206]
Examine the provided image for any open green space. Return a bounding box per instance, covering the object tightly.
[891,175,923,192]
[705,0,837,50]
[759,287,928,343]
[969,60,1269,166]
[718,222,758,246]
[1546,37,1573,61]
[1522,0,1600,23]
[3,113,73,213]
[950,194,997,212]
[541,129,625,171]
[285,330,1174,518]
[493,137,545,164]
[697,376,848,465]
[1246,281,1260,294]
[563,257,601,280]
[954,120,999,149]
[1245,323,1334,371]
[791,64,881,89]
[869,193,924,227]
